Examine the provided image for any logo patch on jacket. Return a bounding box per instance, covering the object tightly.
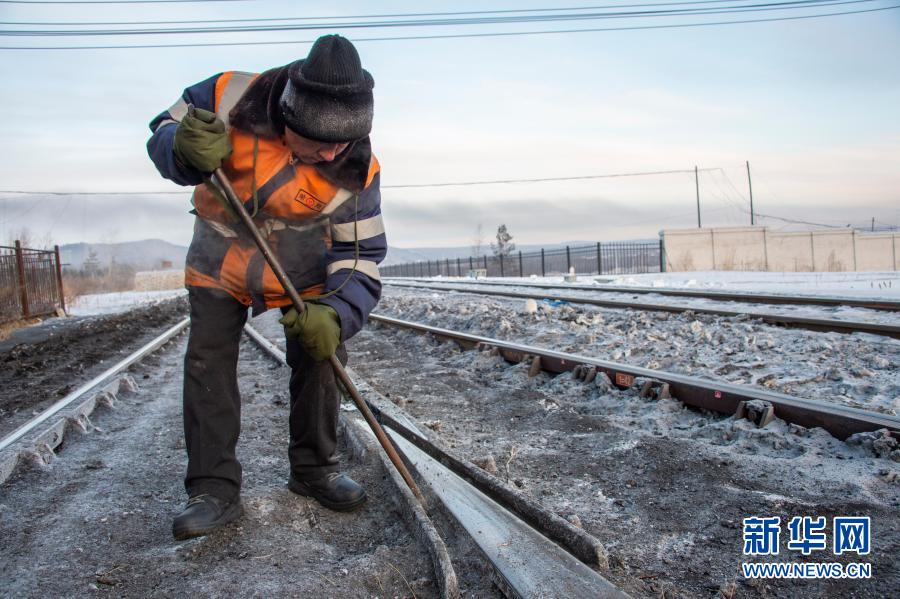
[294,189,326,212]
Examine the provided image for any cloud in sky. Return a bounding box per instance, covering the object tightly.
[0,1,897,247]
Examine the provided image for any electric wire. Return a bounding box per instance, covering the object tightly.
[2,4,893,50]
[0,167,728,196]
[0,0,805,25]
[385,168,726,189]
[0,0,878,36]
[0,0,246,4]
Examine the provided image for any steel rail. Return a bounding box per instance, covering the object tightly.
[380,425,629,598]
[385,276,900,311]
[369,314,900,440]
[383,280,900,339]
[243,323,628,598]
[0,317,190,454]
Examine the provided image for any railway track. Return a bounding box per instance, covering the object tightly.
[2,310,896,596]
[0,317,190,483]
[385,276,900,312]
[244,323,630,598]
[367,313,900,440]
[384,279,900,339]
[1,316,629,597]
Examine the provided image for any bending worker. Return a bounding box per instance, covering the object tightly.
[146,35,385,541]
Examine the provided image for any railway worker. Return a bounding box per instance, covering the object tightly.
[146,34,384,541]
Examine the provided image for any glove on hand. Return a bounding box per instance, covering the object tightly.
[173,106,232,173]
[279,303,341,362]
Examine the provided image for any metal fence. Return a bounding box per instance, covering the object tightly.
[382,240,662,278]
[0,242,66,324]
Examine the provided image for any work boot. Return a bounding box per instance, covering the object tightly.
[288,472,367,511]
[172,493,243,541]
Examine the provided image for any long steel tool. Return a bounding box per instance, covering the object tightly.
[211,167,425,505]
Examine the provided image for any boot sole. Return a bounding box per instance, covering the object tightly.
[172,501,244,541]
[288,478,368,512]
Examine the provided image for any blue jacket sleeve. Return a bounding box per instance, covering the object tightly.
[146,73,221,186]
[319,171,386,341]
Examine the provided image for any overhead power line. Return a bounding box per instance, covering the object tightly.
[2,4,894,50]
[0,0,800,26]
[383,168,723,188]
[0,0,246,4]
[0,1,781,25]
[0,0,875,36]
[0,167,726,195]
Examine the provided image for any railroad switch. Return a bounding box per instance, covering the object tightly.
[735,400,776,428]
[638,379,671,401]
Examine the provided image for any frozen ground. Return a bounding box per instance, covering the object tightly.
[603,271,900,298]
[335,318,900,598]
[374,287,900,415]
[68,289,187,316]
[385,278,900,327]
[244,308,900,597]
[0,333,468,597]
[410,271,900,299]
[0,296,189,440]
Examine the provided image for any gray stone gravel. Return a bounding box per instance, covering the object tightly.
[375,287,900,415]
[345,321,900,598]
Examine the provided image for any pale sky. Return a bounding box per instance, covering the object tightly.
[1,1,898,248]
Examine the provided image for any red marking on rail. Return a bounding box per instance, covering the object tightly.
[615,372,635,387]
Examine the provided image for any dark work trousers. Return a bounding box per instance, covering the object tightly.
[183,286,347,501]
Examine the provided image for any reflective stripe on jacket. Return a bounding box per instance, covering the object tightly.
[147,70,386,340]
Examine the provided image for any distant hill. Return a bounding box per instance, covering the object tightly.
[59,239,188,271]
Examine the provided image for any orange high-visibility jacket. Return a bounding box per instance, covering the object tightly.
[148,68,385,340]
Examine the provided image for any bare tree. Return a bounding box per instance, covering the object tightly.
[5,227,53,250]
[471,223,485,258]
[490,224,515,257]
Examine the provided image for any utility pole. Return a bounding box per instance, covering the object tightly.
[746,160,755,226]
[695,165,701,228]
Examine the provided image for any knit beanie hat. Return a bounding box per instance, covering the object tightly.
[279,35,375,143]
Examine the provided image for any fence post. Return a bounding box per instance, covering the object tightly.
[445,258,450,276]
[54,245,66,314]
[659,238,666,273]
[15,240,30,318]
[483,255,488,271]
[427,260,432,277]
[518,251,523,277]
[469,256,474,271]
[566,245,571,272]
[499,253,505,277]
[596,242,602,275]
[541,248,545,277]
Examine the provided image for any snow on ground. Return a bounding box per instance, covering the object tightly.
[403,270,900,299]
[386,278,900,326]
[603,271,900,298]
[376,287,900,415]
[67,289,187,316]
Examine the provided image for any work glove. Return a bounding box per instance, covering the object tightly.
[173,106,232,173]
[279,303,341,361]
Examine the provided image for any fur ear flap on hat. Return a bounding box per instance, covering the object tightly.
[228,66,288,139]
[279,35,374,143]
